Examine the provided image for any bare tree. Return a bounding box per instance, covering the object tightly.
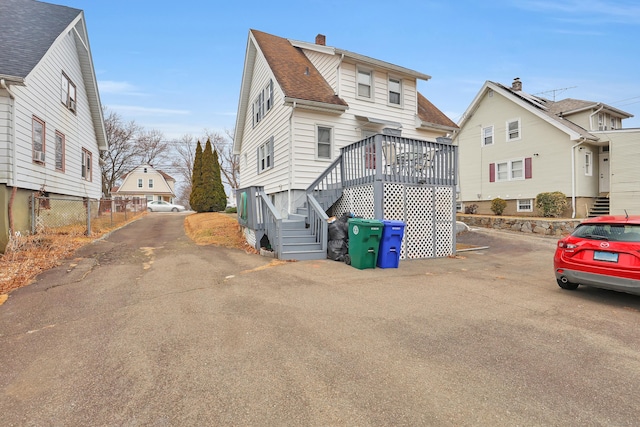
[170,134,198,207]
[100,107,170,197]
[137,128,168,166]
[101,107,142,197]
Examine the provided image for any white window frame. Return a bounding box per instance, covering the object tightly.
[388,75,402,106]
[506,118,521,141]
[81,148,92,181]
[148,178,154,188]
[32,116,46,164]
[55,131,65,171]
[356,67,373,100]
[517,199,533,212]
[252,79,274,127]
[584,150,593,176]
[258,136,274,173]
[496,158,525,182]
[317,125,333,160]
[61,72,76,113]
[138,178,143,188]
[482,125,494,146]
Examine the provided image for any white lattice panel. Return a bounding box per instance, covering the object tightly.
[405,186,435,259]
[331,186,375,219]
[383,183,407,259]
[434,187,454,257]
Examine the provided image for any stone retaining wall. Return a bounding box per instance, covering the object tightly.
[457,214,582,237]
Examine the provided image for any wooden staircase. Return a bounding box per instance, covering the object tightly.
[279,205,326,261]
[588,196,610,218]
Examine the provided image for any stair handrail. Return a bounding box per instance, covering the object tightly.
[306,154,343,197]
[306,193,328,254]
[257,189,283,258]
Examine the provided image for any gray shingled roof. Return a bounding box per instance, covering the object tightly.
[0,0,81,80]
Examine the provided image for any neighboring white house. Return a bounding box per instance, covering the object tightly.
[454,78,639,218]
[113,164,177,203]
[0,0,107,251]
[233,30,458,217]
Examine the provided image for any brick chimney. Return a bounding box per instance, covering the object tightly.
[315,34,326,46]
[512,77,522,91]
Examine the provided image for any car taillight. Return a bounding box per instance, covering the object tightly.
[558,241,577,249]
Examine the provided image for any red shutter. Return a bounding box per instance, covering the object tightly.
[525,157,532,179]
[489,163,495,182]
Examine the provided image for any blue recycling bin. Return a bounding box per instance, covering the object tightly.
[377,220,406,268]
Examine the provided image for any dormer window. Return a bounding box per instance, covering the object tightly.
[61,72,76,113]
[357,68,373,99]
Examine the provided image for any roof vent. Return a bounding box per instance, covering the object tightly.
[315,34,326,46]
[512,77,522,91]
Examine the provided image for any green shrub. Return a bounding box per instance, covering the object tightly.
[225,206,237,214]
[490,198,507,215]
[465,204,478,214]
[535,192,568,217]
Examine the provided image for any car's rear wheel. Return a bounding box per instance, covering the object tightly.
[557,278,579,290]
[147,208,153,212]
[171,207,178,212]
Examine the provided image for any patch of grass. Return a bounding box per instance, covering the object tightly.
[184,212,257,253]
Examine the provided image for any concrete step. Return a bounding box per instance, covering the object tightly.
[280,249,326,261]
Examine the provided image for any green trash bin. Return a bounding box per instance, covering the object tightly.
[346,218,383,269]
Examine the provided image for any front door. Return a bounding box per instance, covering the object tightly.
[599,152,610,193]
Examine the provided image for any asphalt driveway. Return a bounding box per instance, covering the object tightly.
[1,213,640,426]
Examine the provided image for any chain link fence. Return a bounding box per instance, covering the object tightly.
[32,196,147,236]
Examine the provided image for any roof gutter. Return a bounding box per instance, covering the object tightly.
[571,137,587,218]
[1,79,17,186]
[283,97,348,113]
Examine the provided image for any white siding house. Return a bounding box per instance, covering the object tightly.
[455,78,638,218]
[0,0,107,251]
[233,30,458,260]
[234,30,457,216]
[113,164,176,203]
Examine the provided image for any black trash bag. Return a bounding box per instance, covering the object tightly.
[327,239,348,261]
[328,212,352,241]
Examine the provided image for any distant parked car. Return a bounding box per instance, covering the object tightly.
[147,201,186,212]
[554,215,640,296]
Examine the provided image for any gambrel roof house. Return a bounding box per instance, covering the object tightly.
[0,0,107,251]
[454,78,639,218]
[234,30,458,260]
[113,164,177,203]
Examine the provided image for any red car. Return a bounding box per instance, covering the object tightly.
[554,215,640,295]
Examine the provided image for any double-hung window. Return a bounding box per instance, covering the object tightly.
[148,179,154,188]
[493,158,528,182]
[357,68,372,99]
[55,131,65,171]
[61,72,77,112]
[317,126,332,159]
[507,119,521,141]
[257,136,274,173]
[584,151,593,176]
[252,79,274,127]
[32,116,46,164]
[81,148,92,181]
[388,77,401,105]
[138,178,143,188]
[482,125,493,146]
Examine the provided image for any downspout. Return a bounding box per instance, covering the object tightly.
[288,101,297,214]
[571,138,587,218]
[0,79,17,186]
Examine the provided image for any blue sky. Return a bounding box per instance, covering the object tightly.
[58,0,640,139]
